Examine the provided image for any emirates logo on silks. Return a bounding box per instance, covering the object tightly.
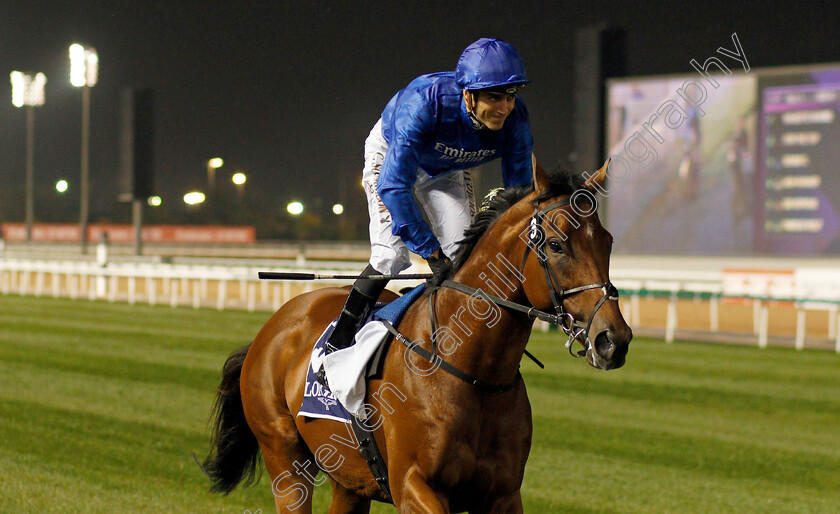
[433,142,497,163]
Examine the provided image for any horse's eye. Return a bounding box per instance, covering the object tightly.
[548,240,563,253]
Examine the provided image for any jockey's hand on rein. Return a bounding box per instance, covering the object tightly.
[426,250,452,287]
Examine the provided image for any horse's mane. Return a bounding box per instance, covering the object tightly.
[449,166,586,274]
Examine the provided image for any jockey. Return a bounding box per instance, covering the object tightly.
[320,38,534,382]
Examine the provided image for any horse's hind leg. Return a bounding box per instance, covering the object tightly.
[327,477,371,514]
[253,413,318,513]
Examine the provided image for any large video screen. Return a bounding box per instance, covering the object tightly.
[604,64,840,256]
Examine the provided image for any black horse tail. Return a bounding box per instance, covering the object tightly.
[200,343,261,494]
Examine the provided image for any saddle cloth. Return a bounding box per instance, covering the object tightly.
[297,284,425,422]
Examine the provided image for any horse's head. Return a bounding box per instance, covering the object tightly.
[518,159,632,370]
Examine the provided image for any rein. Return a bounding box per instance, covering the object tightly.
[386,194,619,393]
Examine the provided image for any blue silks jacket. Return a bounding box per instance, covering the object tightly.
[377,72,534,258]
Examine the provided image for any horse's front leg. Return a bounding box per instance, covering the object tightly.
[394,466,449,513]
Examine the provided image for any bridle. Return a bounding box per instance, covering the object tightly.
[383,193,620,393]
[518,195,619,357]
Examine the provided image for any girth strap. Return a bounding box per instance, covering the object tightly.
[350,416,394,504]
[380,320,520,393]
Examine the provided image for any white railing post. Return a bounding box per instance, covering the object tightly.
[170,280,179,308]
[35,270,44,297]
[88,275,97,301]
[20,269,30,296]
[835,310,840,354]
[758,305,769,349]
[272,284,282,311]
[217,280,227,310]
[247,282,256,312]
[69,274,78,299]
[148,275,157,306]
[193,279,201,309]
[108,274,118,303]
[710,295,719,332]
[621,298,632,325]
[128,276,136,305]
[631,294,641,326]
[795,308,806,351]
[665,294,677,344]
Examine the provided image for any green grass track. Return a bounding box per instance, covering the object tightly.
[1,295,838,513]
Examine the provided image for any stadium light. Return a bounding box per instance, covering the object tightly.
[207,157,223,190]
[56,180,68,193]
[69,43,98,253]
[69,44,98,87]
[10,71,46,107]
[332,203,344,215]
[10,71,47,242]
[232,172,246,201]
[184,192,206,205]
[287,201,304,215]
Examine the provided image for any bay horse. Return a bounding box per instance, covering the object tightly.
[201,161,631,513]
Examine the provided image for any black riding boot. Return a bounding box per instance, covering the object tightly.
[316,264,388,388]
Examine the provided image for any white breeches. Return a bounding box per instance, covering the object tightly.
[361,119,477,275]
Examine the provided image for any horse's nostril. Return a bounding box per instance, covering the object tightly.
[594,331,615,360]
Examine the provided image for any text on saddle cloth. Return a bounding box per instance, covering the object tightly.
[298,284,426,422]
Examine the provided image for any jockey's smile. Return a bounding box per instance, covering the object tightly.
[465,90,517,130]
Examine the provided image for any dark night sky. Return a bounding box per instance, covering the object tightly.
[1,1,839,235]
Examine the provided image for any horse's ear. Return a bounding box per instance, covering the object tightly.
[532,153,550,193]
[583,158,611,192]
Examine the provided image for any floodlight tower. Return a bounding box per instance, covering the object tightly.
[232,171,246,201]
[207,157,223,191]
[10,71,47,242]
[69,44,98,253]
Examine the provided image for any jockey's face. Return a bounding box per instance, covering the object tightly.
[465,90,516,130]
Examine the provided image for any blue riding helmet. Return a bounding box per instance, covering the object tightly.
[455,38,530,93]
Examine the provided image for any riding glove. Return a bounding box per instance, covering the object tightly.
[426,252,452,287]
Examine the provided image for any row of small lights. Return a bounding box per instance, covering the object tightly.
[23,57,336,218]
[189,158,344,215]
[287,201,344,216]
[49,148,338,216]
[52,177,163,205]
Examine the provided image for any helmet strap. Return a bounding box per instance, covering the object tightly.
[463,90,484,130]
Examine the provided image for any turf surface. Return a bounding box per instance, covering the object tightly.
[1,295,838,513]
